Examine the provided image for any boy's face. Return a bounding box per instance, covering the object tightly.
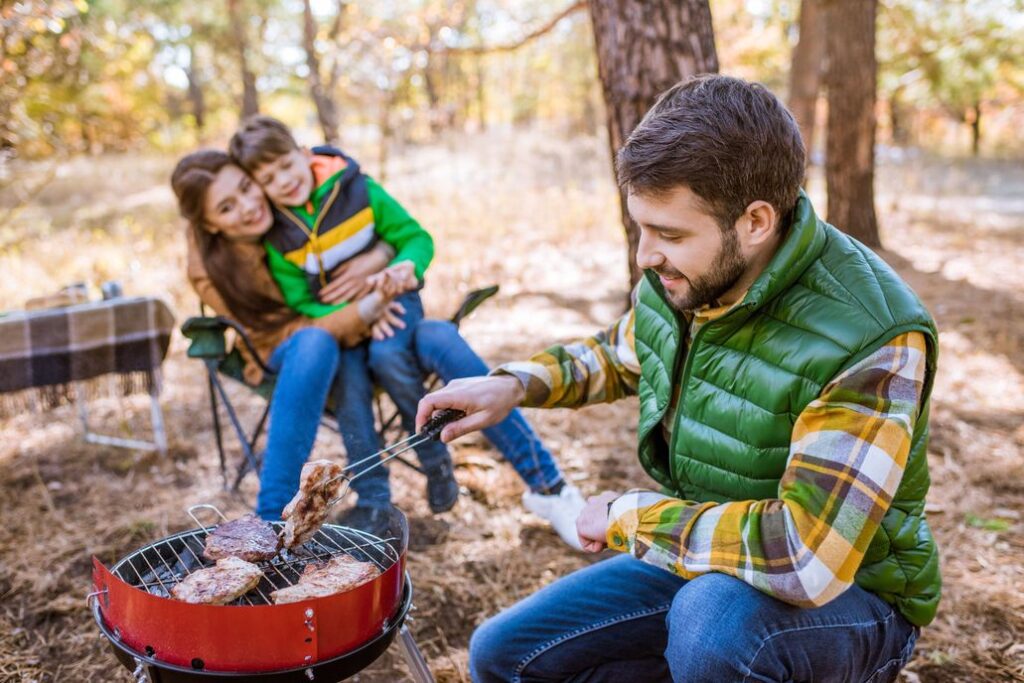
[251,148,314,207]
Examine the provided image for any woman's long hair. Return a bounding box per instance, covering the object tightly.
[171,149,296,331]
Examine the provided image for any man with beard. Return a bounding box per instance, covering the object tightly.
[417,75,939,682]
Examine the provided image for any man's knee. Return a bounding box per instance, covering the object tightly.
[666,573,757,682]
[469,614,515,683]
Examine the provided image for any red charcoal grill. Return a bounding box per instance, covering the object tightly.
[89,410,468,682]
[91,508,431,682]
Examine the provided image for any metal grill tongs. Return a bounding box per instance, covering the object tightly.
[324,408,466,508]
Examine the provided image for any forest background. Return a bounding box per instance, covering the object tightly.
[1,1,1023,681]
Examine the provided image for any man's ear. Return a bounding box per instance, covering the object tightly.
[741,200,777,247]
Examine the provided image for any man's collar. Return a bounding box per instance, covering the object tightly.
[691,294,748,325]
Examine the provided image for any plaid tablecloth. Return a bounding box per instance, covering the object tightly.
[0,296,175,417]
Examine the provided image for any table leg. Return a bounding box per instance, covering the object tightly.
[74,371,168,455]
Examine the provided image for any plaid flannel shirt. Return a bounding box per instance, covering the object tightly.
[496,302,927,608]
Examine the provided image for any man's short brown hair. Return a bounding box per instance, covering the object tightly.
[229,115,300,172]
[616,74,805,230]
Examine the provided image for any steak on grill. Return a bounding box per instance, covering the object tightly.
[281,459,345,548]
[170,556,263,605]
[203,515,281,562]
[271,555,381,604]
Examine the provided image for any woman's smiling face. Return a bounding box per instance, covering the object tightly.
[202,164,273,243]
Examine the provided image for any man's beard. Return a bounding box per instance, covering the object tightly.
[658,229,748,313]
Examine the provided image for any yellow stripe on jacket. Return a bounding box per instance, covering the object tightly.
[281,206,376,270]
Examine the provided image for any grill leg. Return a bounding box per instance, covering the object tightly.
[398,625,434,683]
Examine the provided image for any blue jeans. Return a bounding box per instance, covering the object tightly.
[470,555,919,683]
[255,328,340,520]
[414,320,563,493]
[338,290,451,508]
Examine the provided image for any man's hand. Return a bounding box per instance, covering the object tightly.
[318,244,393,304]
[416,375,525,443]
[576,491,620,553]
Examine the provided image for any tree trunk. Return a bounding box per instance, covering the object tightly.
[185,44,205,133]
[302,0,340,144]
[475,56,487,131]
[588,0,719,289]
[377,95,395,184]
[889,84,909,146]
[970,102,981,157]
[423,56,443,137]
[788,0,825,168]
[227,0,259,119]
[824,0,880,247]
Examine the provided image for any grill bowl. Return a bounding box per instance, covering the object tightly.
[91,574,414,682]
[91,514,408,674]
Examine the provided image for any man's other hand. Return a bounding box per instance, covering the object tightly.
[576,491,620,553]
[416,375,525,443]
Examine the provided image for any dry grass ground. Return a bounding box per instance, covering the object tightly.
[0,132,1021,682]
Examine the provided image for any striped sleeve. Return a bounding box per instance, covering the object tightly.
[492,307,640,409]
[606,332,929,608]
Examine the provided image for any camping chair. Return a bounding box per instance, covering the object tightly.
[181,285,499,492]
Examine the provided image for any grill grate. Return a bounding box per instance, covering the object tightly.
[112,522,399,606]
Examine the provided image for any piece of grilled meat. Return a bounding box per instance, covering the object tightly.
[271,555,381,604]
[281,459,344,549]
[203,514,281,562]
[170,556,263,605]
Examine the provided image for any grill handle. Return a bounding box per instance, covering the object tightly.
[86,588,108,609]
[186,503,229,533]
[418,408,467,441]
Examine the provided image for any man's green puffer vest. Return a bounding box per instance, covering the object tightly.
[633,194,940,626]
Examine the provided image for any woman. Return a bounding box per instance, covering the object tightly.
[172,149,584,545]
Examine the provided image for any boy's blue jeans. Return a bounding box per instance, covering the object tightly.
[336,290,451,508]
[337,299,566,509]
[414,320,563,493]
[255,328,341,520]
[469,554,919,683]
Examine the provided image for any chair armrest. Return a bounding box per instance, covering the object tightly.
[181,316,229,360]
[450,285,500,327]
[181,315,273,375]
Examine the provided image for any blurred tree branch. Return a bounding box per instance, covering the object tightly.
[436,1,586,55]
[302,0,341,143]
[226,0,260,118]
